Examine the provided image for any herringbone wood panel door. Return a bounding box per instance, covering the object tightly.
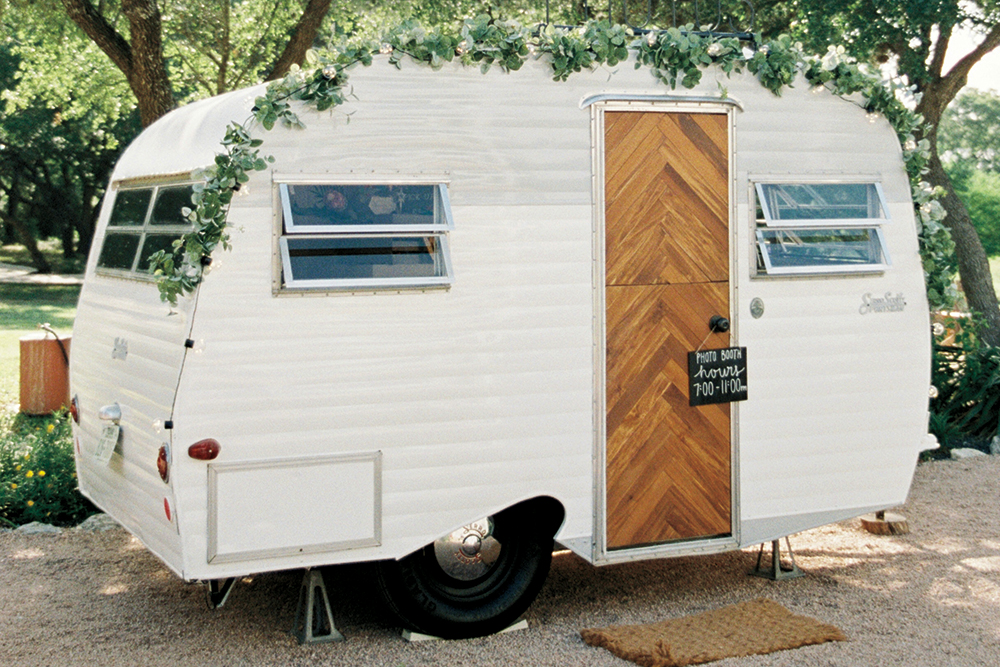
[605,111,731,549]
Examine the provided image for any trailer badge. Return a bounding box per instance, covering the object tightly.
[859,292,906,315]
[688,347,748,406]
[112,337,129,360]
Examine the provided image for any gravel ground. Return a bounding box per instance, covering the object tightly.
[3,457,999,667]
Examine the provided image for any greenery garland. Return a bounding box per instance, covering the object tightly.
[150,16,955,310]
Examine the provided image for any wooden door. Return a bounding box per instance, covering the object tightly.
[604,111,732,550]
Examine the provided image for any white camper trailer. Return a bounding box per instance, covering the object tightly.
[71,53,936,639]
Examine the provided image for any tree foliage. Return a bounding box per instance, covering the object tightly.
[940,89,1000,257]
[940,88,1000,174]
[1,0,341,268]
[57,0,336,126]
[0,4,139,269]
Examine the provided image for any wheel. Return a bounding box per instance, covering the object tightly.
[375,505,554,639]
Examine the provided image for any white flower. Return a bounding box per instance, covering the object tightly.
[821,44,846,71]
[646,31,657,46]
[758,44,770,55]
[379,43,393,54]
[322,65,338,79]
[707,42,723,57]
[180,259,202,280]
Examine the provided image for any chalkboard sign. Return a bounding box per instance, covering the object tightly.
[688,347,748,406]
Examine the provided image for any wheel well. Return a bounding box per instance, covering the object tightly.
[499,496,565,538]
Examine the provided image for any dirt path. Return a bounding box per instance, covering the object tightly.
[3,457,999,666]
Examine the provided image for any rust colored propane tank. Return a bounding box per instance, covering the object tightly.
[19,333,71,415]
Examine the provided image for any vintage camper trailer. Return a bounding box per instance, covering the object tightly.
[70,52,936,639]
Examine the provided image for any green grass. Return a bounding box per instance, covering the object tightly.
[0,240,85,275]
[0,284,80,401]
[0,278,89,527]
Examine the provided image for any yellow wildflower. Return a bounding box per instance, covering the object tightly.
[38,471,46,477]
[25,470,34,478]
[26,500,34,507]
[14,464,20,471]
[46,424,55,434]
[10,483,16,490]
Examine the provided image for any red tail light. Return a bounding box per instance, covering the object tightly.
[69,395,80,424]
[157,445,170,483]
[188,439,221,461]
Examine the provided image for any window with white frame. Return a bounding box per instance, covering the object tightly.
[753,181,891,276]
[276,182,454,290]
[97,184,194,278]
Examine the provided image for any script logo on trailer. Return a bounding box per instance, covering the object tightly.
[859,292,906,315]
[112,337,128,361]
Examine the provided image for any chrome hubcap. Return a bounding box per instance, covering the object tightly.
[433,518,501,581]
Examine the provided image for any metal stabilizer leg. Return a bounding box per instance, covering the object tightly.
[206,578,237,609]
[292,568,345,644]
[749,537,804,581]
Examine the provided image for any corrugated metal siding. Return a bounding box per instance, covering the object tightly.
[171,60,601,577]
[77,56,930,577]
[731,73,929,544]
[71,273,195,574]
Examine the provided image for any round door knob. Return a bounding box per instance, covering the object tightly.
[709,315,730,333]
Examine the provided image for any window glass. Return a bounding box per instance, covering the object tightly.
[756,228,887,272]
[150,186,194,226]
[282,184,447,231]
[97,233,141,270]
[108,190,151,227]
[137,234,184,272]
[96,184,194,279]
[277,181,454,291]
[757,183,885,223]
[753,181,890,276]
[284,237,445,282]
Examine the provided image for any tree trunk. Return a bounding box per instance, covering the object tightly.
[62,0,174,127]
[0,210,52,274]
[121,0,175,126]
[264,0,332,81]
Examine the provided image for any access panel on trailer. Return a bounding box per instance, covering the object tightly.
[604,110,732,549]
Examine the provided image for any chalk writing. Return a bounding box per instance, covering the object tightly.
[688,347,748,406]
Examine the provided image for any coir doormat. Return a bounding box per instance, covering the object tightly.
[580,598,846,667]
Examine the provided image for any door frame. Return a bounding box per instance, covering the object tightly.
[589,98,742,565]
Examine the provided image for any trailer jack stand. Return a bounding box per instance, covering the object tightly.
[750,537,804,581]
[206,578,237,609]
[292,568,344,644]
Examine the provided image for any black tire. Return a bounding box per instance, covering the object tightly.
[375,505,554,639]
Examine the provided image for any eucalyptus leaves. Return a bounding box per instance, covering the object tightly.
[148,124,272,305]
[150,15,951,309]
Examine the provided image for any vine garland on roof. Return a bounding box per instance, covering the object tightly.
[149,15,954,310]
